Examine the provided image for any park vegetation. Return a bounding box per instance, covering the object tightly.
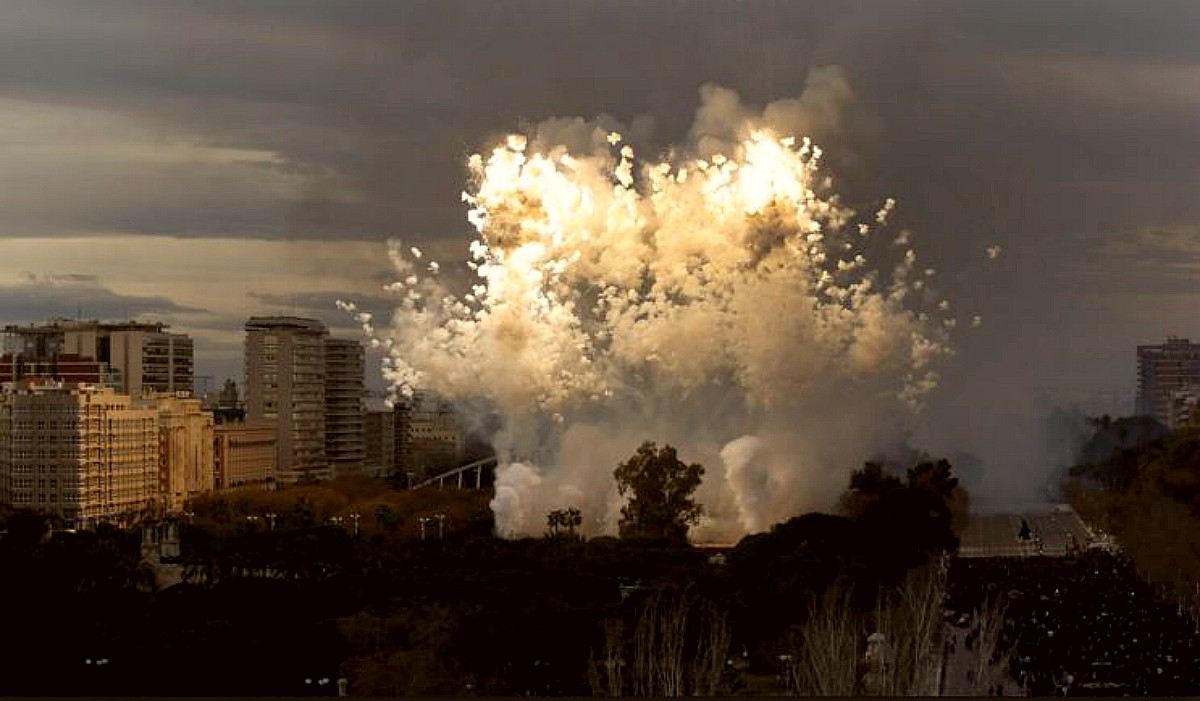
[1064,414,1200,618]
[0,443,968,696]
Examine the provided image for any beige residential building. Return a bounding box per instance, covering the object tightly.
[0,382,159,524]
[214,420,277,490]
[324,338,365,478]
[244,317,329,484]
[135,392,215,511]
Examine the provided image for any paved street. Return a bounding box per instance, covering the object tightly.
[942,506,1102,695]
[958,507,1096,558]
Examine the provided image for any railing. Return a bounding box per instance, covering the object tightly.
[411,456,497,491]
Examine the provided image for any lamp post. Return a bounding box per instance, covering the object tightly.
[419,513,447,541]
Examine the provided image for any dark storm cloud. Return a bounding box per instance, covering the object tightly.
[249,290,394,316]
[3,0,1195,248]
[0,275,204,323]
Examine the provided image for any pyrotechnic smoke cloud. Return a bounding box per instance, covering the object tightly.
[346,74,962,540]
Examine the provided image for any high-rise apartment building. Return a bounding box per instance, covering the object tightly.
[323,338,365,478]
[0,382,159,524]
[1,320,193,396]
[363,407,396,478]
[244,317,330,484]
[135,392,215,511]
[1137,337,1200,428]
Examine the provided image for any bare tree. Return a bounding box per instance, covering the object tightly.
[872,561,948,695]
[690,599,731,696]
[588,618,625,697]
[631,590,689,696]
[785,585,862,696]
[591,588,732,697]
[783,558,950,697]
[964,594,1009,695]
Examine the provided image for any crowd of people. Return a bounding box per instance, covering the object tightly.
[946,550,1200,696]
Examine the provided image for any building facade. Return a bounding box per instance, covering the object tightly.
[244,317,329,484]
[363,408,396,478]
[323,338,365,478]
[1137,337,1200,428]
[0,382,159,524]
[394,391,465,483]
[214,419,277,490]
[135,392,215,511]
[2,320,193,396]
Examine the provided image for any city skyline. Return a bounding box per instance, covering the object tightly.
[2,2,1199,504]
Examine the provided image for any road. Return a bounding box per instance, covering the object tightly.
[941,506,1102,695]
[958,507,1096,558]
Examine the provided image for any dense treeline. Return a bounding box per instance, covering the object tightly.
[0,454,966,696]
[1065,416,1200,612]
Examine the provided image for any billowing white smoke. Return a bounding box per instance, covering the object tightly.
[351,71,961,540]
[721,435,769,534]
[489,462,542,538]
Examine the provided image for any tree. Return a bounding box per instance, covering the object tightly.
[838,462,902,519]
[905,459,958,500]
[546,507,582,539]
[614,442,703,542]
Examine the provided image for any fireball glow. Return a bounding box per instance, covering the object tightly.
[346,110,961,539]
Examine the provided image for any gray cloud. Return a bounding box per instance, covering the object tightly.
[2,2,1197,245]
[248,289,395,316]
[0,275,204,323]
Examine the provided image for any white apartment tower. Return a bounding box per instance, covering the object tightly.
[244,317,330,484]
[1137,337,1200,428]
[3,320,193,397]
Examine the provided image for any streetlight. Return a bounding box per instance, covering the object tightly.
[349,512,360,537]
[265,512,277,530]
[419,513,447,541]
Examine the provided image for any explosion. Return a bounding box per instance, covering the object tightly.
[343,86,959,540]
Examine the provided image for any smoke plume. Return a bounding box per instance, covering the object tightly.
[351,71,960,540]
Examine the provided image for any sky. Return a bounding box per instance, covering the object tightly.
[2,0,1198,500]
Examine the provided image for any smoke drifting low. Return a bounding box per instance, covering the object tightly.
[345,73,966,540]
